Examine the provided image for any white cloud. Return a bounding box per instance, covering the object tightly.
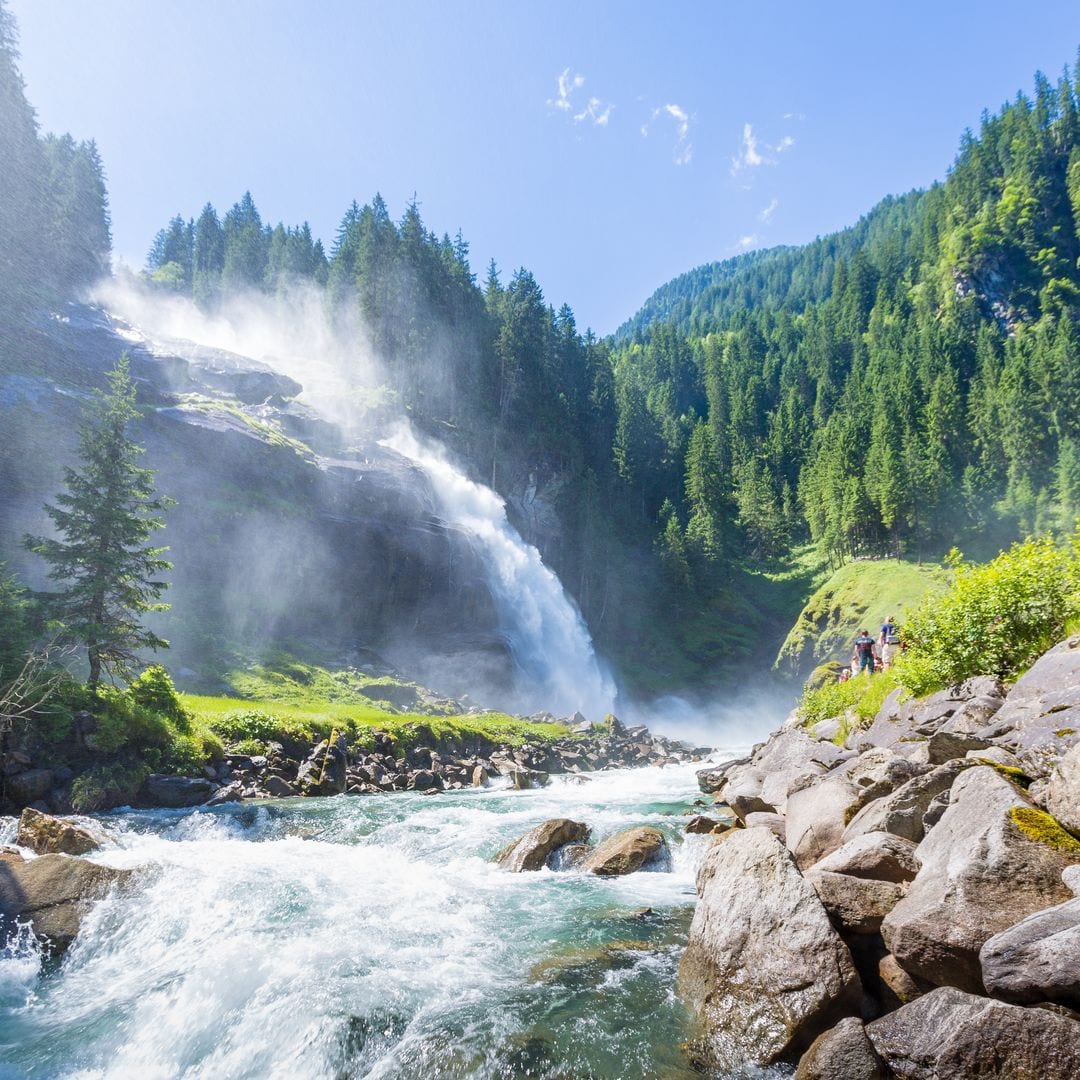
[548,69,612,127]
[737,234,759,249]
[642,102,693,165]
[549,68,585,112]
[759,198,779,223]
[730,123,796,177]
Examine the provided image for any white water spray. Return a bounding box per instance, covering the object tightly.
[381,424,616,720]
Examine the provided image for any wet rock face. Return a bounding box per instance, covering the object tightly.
[496,819,590,872]
[866,986,1080,1079]
[140,774,215,808]
[16,808,104,856]
[583,827,670,876]
[679,827,862,1072]
[0,850,132,950]
[1045,743,1080,836]
[793,1017,885,1080]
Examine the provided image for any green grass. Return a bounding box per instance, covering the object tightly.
[775,558,941,676]
[174,397,315,459]
[182,692,569,753]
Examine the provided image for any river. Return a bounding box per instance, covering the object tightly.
[0,757,791,1080]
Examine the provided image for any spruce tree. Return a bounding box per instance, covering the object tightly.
[25,355,173,686]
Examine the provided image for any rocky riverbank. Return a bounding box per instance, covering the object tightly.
[2,714,707,815]
[685,635,1080,1077]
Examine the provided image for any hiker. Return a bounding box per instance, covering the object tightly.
[879,615,900,669]
[853,629,876,676]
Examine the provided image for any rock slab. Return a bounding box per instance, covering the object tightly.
[679,827,862,1071]
[16,808,104,856]
[583,827,670,875]
[497,819,589,872]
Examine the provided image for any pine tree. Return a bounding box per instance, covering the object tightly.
[25,355,173,686]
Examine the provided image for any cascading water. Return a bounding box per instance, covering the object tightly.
[380,424,617,721]
[0,761,769,1080]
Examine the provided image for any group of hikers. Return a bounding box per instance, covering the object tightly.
[838,616,902,681]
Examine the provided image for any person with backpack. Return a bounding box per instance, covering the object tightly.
[879,615,900,669]
[853,629,876,676]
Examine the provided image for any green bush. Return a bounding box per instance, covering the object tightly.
[898,534,1080,695]
[209,708,312,747]
[71,761,150,812]
[129,665,191,731]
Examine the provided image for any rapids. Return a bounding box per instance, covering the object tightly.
[0,758,781,1080]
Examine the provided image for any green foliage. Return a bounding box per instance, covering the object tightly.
[0,562,34,682]
[129,664,190,730]
[799,667,902,731]
[25,355,174,686]
[70,761,149,813]
[898,534,1080,694]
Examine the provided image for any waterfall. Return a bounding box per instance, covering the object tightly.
[381,424,616,720]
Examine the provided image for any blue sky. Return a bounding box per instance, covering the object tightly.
[11,1,1080,333]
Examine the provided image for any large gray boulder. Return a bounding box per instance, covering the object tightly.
[880,767,1079,993]
[805,870,905,935]
[810,831,920,883]
[0,850,133,949]
[866,986,1080,1079]
[1045,743,1080,837]
[843,759,970,844]
[786,750,925,869]
[16,807,106,856]
[141,773,215,808]
[496,819,589,872]
[296,738,348,796]
[583,827,670,875]
[679,828,862,1071]
[6,768,54,806]
[990,635,1080,775]
[979,896,1080,1009]
[793,1018,885,1080]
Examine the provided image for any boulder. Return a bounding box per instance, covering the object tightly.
[744,811,785,841]
[866,986,1080,1079]
[1066,864,1080,896]
[679,828,862,1071]
[878,953,931,1006]
[584,827,670,875]
[719,763,773,820]
[205,781,244,806]
[811,832,920,883]
[696,757,746,794]
[937,693,1005,734]
[924,730,991,764]
[785,771,862,870]
[1046,743,1080,837]
[990,635,1080,774]
[16,807,105,856]
[0,850,133,949]
[496,819,589,872]
[6,768,54,806]
[262,775,296,798]
[793,1018,885,1080]
[805,870,905,935]
[141,774,214,808]
[979,896,1080,1009]
[880,766,1079,993]
[684,815,723,835]
[296,738,347,796]
[843,759,970,844]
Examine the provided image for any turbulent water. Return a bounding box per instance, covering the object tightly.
[0,761,763,1080]
[381,425,616,720]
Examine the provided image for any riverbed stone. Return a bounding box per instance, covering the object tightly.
[496,819,589,872]
[6,768,54,807]
[880,766,1079,993]
[743,811,786,842]
[0,850,133,950]
[866,985,1080,1079]
[141,774,215,808]
[979,896,1080,1009]
[679,827,862,1071]
[793,1018,884,1080]
[878,953,931,1006]
[16,807,105,856]
[584,827,670,875]
[810,831,919,883]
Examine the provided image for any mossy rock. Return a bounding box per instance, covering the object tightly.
[807,661,845,692]
[1009,806,1080,853]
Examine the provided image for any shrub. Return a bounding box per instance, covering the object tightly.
[130,665,191,731]
[209,708,312,747]
[71,761,149,812]
[898,534,1080,695]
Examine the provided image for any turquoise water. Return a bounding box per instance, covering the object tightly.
[0,763,756,1079]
